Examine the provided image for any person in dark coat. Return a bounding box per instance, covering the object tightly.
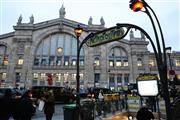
[0,89,13,120]
[43,90,55,120]
[19,90,36,120]
[136,105,155,120]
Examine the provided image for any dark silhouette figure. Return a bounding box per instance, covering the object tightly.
[136,105,155,120]
[0,89,13,120]
[43,91,55,120]
[12,97,21,120]
[19,90,36,120]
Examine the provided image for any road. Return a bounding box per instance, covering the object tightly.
[32,104,130,120]
[32,104,64,120]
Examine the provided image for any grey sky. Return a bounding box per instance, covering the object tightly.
[0,0,179,51]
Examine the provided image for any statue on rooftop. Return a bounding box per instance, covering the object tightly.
[59,4,66,18]
[17,15,22,25]
[29,14,34,24]
[88,16,93,25]
[100,16,105,26]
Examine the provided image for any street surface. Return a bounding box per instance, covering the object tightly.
[31,104,131,120]
[32,104,64,120]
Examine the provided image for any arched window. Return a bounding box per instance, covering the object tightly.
[109,47,128,67]
[0,45,8,65]
[34,33,85,66]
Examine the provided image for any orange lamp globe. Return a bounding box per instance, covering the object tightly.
[74,26,83,38]
[132,1,144,12]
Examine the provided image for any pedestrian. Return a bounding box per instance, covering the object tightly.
[0,89,13,120]
[43,90,55,120]
[19,90,36,120]
[136,105,155,120]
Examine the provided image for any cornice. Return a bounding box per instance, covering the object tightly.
[0,32,15,39]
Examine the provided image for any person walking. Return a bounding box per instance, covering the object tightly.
[136,105,155,120]
[43,90,55,120]
[0,89,13,120]
[19,90,36,120]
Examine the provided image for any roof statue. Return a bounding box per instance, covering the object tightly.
[100,16,105,26]
[59,4,66,18]
[29,14,34,24]
[130,29,134,39]
[140,31,145,39]
[17,14,22,25]
[88,16,93,25]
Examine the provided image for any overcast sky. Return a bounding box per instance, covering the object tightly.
[0,0,179,51]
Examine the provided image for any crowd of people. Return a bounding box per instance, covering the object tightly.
[0,86,157,120]
[0,88,55,120]
[0,89,36,120]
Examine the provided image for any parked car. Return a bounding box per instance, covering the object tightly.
[31,86,75,104]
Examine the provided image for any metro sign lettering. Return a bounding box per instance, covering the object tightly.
[86,26,124,47]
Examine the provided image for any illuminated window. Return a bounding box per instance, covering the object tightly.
[41,73,46,80]
[80,73,84,80]
[72,59,76,66]
[123,60,128,66]
[18,57,24,65]
[64,56,69,66]
[56,74,62,81]
[116,60,122,67]
[175,59,180,67]
[3,56,8,65]
[2,73,6,80]
[72,74,76,80]
[94,58,100,66]
[109,60,114,67]
[33,73,39,79]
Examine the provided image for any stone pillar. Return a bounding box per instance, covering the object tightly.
[100,45,108,88]
[130,52,138,83]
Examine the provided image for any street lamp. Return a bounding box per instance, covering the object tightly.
[74,24,83,111]
[57,47,63,55]
[129,0,171,119]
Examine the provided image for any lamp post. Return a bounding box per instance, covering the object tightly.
[129,0,171,119]
[74,25,83,112]
[166,47,176,100]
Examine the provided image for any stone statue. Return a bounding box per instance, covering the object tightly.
[88,16,93,25]
[100,16,105,26]
[130,29,134,38]
[59,5,66,18]
[17,15,22,24]
[29,14,34,24]
[140,31,145,39]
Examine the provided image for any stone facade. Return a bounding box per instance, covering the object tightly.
[0,6,180,90]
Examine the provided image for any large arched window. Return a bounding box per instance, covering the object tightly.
[108,47,128,67]
[34,33,85,66]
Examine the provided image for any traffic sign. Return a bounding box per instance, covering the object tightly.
[86,26,125,47]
